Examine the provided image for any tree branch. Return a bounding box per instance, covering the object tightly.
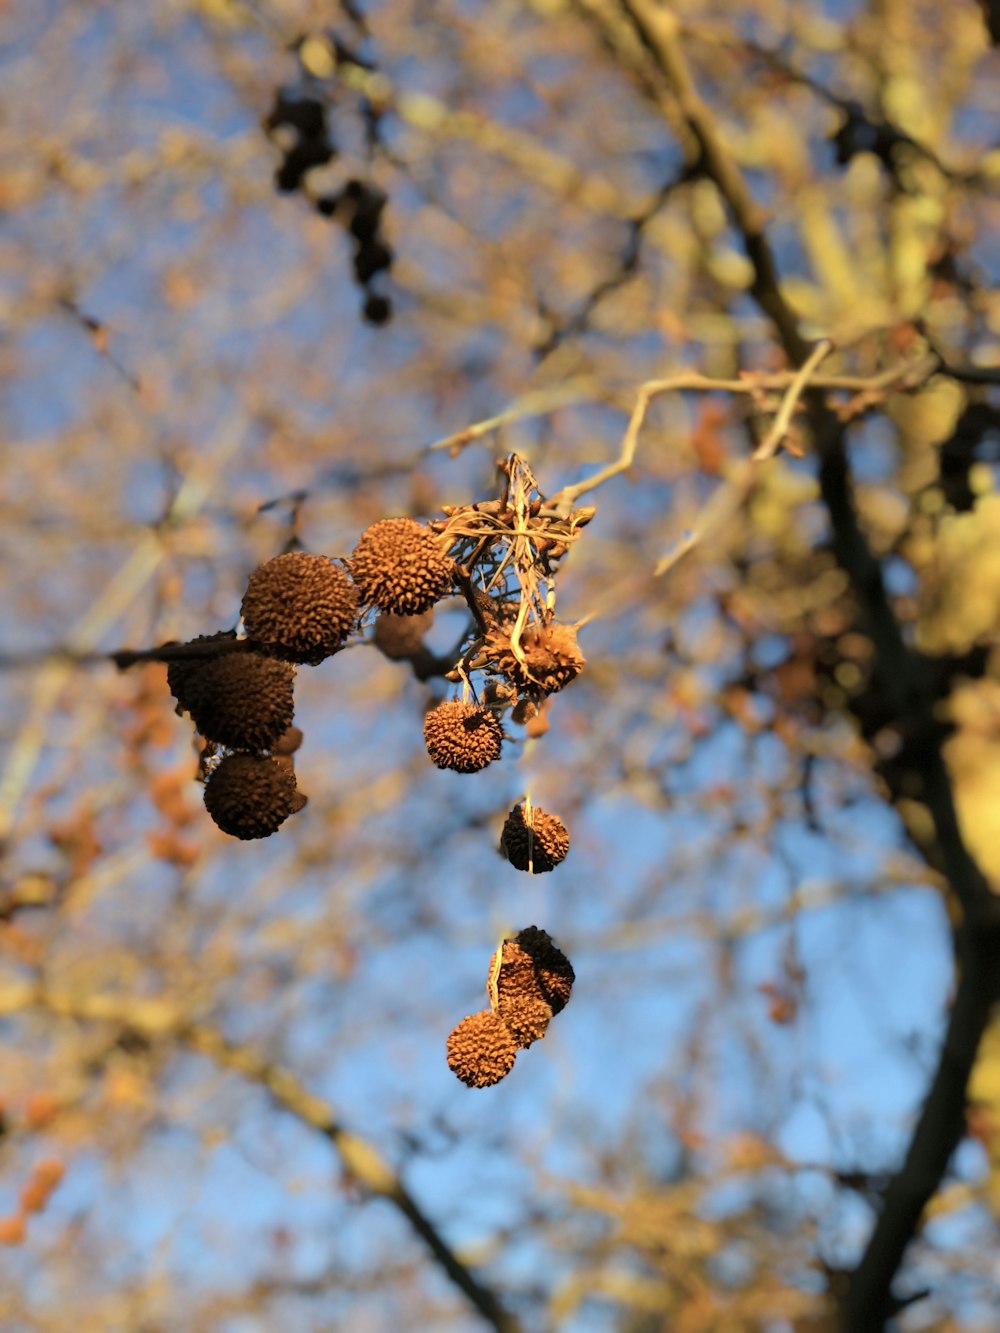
[0,985,522,1333]
[613,7,1000,1327]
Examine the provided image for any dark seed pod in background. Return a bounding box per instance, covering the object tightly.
[350,518,455,616]
[446,1011,518,1088]
[167,631,238,716]
[362,293,392,325]
[514,926,575,1014]
[423,700,502,773]
[373,609,434,661]
[203,753,305,840]
[500,803,569,872]
[186,653,295,753]
[241,552,357,664]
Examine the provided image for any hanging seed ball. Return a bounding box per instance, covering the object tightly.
[241,552,357,664]
[350,518,455,616]
[167,631,238,716]
[423,700,502,773]
[203,753,304,840]
[500,804,569,873]
[492,623,585,696]
[446,1011,518,1088]
[497,990,552,1049]
[373,608,434,661]
[516,926,575,1015]
[184,653,295,752]
[490,940,553,1048]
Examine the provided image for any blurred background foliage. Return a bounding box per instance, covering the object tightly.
[1,0,999,1329]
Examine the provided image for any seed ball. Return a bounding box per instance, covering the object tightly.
[490,622,585,696]
[500,804,569,873]
[423,700,502,773]
[446,1011,518,1088]
[350,518,454,616]
[515,926,575,1015]
[490,938,556,1047]
[496,989,552,1049]
[203,753,302,840]
[373,609,434,661]
[184,653,295,752]
[241,552,357,664]
[167,632,238,715]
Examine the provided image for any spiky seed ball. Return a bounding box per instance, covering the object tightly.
[490,938,555,1047]
[497,991,553,1049]
[203,753,302,840]
[373,609,434,661]
[423,700,502,773]
[241,552,357,664]
[167,632,238,715]
[490,623,585,696]
[183,653,295,752]
[446,1011,518,1088]
[350,518,454,616]
[501,804,569,873]
[516,926,575,1015]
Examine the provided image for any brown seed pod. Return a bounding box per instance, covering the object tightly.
[167,632,238,715]
[515,926,575,1015]
[446,1010,518,1088]
[495,990,552,1049]
[423,700,502,773]
[489,622,585,696]
[487,937,559,1047]
[241,552,357,664]
[373,608,434,661]
[185,653,296,752]
[203,753,305,840]
[350,518,454,616]
[500,803,569,872]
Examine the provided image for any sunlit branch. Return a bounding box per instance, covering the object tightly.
[0,984,523,1333]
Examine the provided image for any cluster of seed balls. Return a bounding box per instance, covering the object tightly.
[446,927,575,1088]
[165,517,580,863]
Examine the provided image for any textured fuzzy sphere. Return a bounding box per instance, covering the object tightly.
[350,518,454,615]
[241,552,357,663]
[501,804,569,873]
[423,700,502,773]
[491,622,585,696]
[496,989,552,1049]
[446,1010,518,1088]
[167,632,238,715]
[492,939,556,1047]
[203,753,304,840]
[514,926,575,1015]
[185,653,295,752]
[373,609,434,661]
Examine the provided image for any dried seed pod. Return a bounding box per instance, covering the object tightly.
[203,753,304,840]
[185,653,295,752]
[500,804,569,873]
[488,937,556,1047]
[446,1010,518,1088]
[423,700,503,773]
[515,926,575,1014]
[241,552,357,664]
[167,632,238,715]
[496,990,552,1049]
[350,518,454,615]
[489,622,585,696]
[373,609,434,661]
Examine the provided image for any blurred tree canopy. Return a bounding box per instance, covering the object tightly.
[1,0,999,1329]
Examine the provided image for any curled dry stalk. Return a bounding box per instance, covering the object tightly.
[432,454,595,699]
